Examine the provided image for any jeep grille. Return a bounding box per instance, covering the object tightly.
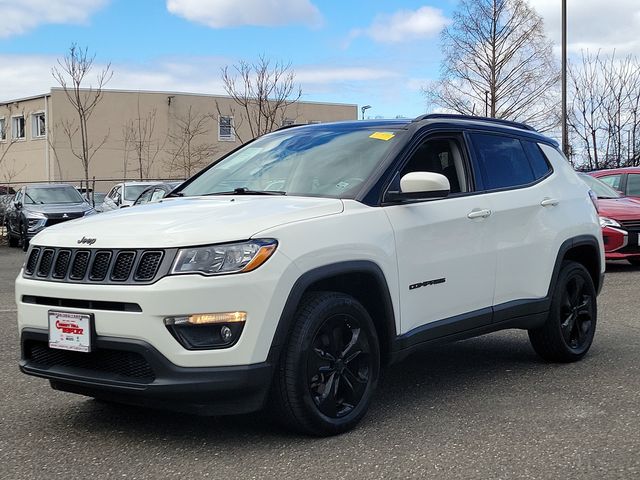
[23,247,171,285]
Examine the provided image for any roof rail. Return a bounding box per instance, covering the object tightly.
[274,123,304,132]
[413,114,537,132]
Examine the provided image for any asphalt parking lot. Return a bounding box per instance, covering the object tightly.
[0,246,638,479]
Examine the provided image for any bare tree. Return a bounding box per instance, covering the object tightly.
[568,51,606,170]
[165,106,218,178]
[0,117,19,179]
[122,100,165,180]
[46,122,65,180]
[51,44,113,189]
[424,0,559,130]
[568,51,640,169]
[219,55,302,142]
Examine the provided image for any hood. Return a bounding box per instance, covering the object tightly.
[32,195,344,248]
[596,197,640,221]
[24,203,91,216]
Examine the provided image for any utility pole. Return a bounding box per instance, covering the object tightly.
[561,0,569,156]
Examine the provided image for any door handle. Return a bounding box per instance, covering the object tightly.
[467,208,492,219]
[540,198,559,207]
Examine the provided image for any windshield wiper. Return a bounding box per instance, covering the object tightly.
[25,193,43,204]
[204,187,286,196]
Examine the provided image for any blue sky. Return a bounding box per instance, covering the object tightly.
[1,0,639,118]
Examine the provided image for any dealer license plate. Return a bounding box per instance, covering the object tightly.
[48,311,92,353]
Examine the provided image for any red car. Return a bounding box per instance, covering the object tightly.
[580,173,640,264]
[589,166,640,199]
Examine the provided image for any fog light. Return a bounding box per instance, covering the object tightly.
[164,311,246,326]
[164,312,246,350]
[220,325,233,342]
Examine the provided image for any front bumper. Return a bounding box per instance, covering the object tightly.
[16,249,297,367]
[602,226,640,260]
[20,329,275,415]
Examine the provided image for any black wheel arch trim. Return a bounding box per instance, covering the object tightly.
[548,234,604,296]
[267,260,397,363]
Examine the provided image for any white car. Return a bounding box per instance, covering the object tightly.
[99,182,159,211]
[17,115,604,436]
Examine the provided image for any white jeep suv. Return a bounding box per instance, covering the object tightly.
[17,115,604,436]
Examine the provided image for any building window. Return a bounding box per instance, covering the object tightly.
[0,118,6,141]
[218,116,235,141]
[32,112,46,138]
[12,115,25,140]
[308,120,321,124]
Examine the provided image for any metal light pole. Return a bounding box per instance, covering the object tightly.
[361,105,371,120]
[561,0,569,156]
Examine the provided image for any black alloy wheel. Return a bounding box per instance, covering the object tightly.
[529,261,597,362]
[559,274,594,350]
[271,291,380,436]
[308,313,372,419]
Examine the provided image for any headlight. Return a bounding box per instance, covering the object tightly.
[26,214,47,232]
[599,216,621,228]
[171,239,277,276]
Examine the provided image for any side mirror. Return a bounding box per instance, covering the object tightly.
[14,201,22,209]
[386,172,450,202]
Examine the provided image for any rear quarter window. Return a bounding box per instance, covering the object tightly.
[523,141,552,179]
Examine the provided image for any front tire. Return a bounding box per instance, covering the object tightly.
[271,292,380,436]
[8,230,19,248]
[528,261,597,362]
[20,223,29,252]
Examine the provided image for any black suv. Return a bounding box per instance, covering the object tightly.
[6,184,94,250]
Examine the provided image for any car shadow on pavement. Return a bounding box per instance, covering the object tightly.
[605,260,640,272]
[47,331,568,442]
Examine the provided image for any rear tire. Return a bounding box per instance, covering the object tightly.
[528,261,597,362]
[270,291,380,436]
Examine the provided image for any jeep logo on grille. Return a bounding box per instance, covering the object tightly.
[77,237,97,245]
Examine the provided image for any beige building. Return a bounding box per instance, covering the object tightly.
[0,88,357,190]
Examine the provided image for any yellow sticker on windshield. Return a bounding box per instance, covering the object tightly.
[369,132,395,141]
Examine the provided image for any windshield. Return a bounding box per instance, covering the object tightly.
[123,185,153,201]
[579,173,622,199]
[25,186,84,204]
[179,126,401,198]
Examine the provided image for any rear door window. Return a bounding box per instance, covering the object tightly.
[469,133,535,190]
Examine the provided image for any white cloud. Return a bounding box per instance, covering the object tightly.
[296,67,399,85]
[0,55,427,118]
[166,0,322,28]
[350,6,450,44]
[529,0,640,54]
[0,0,108,38]
[0,55,230,102]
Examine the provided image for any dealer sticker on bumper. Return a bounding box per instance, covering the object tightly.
[48,311,92,353]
